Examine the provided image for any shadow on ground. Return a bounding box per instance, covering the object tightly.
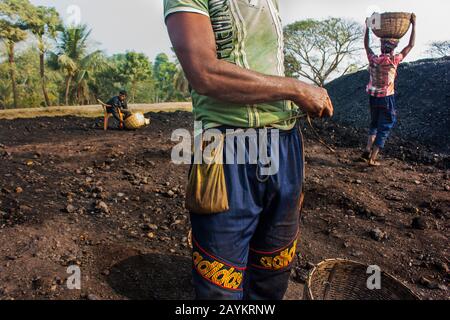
[107,254,194,300]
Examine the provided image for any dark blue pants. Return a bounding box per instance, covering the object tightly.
[190,126,304,300]
[106,106,132,122]
[368,95,397,149]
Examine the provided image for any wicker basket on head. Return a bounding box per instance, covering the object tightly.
[124,112,150,130]
[304,259,420,300]
[371,12,412,39]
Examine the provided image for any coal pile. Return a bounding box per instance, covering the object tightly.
[326,57,450,153]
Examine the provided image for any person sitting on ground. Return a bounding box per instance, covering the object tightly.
[362,13,416,166]
[106,90,132,127]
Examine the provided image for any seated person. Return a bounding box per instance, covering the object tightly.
[106,90,132,127]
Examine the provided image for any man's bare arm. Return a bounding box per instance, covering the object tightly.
[401,14,416,58]
[166,12,333,118]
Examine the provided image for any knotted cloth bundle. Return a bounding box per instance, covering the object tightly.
[186,134,229,215]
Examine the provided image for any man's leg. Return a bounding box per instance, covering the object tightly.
[244,127,304,300]
[362,135,376,160]
[366,135,376,153]
[190,134,264,300]
[111,107,122,122]
[370,101,397,166]
[122,110,132,119]
[363,104,379,160]
[369,145,381,166]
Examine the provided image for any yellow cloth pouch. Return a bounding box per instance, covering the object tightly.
[185,135,229,214]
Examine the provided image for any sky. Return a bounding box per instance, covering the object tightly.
[28,0,450,62]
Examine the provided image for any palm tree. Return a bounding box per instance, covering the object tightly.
[52,24,102,105]
[26,6,61,107]
[0,20,27,108]
[74,51,107,105]
[0,0,31,108]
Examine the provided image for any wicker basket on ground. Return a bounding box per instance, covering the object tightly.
[371,12,412,39]
[304,259,420,300]
[124,112,151,130]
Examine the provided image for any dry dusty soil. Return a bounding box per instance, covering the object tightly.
[0,111,448,300]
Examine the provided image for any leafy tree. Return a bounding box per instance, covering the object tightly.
[74,51,108,105]
[0,46,64,108]
[0,21,27,108]
[427,40,450,58]
[0,0,31,108]
[0,2,189,108]
[87,54,121,101]
[90,53,157,104]
[25,5,61,106]
[118,51,152,103]
[15,47,47,107]
[173,57,190,99]
[153,53,179,102]
[284,18,364,87]
[0,45,10,108]
[51,24,102,105]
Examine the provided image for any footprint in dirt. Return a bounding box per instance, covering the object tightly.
[107,253,194,300]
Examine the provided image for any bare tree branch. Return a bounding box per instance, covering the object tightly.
[284,18,364,87]
[427,41,450,58]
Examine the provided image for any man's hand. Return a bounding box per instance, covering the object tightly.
[293,84,334,118]
[410,13,416,26]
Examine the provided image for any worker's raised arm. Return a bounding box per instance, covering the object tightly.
[364,19,374,57]
[165,12,333,118]
[401,14,416,58]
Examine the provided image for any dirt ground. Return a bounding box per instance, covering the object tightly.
[0,111,448,300]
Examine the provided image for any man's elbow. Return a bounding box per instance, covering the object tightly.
[188,71,217,96]
[190,80,210,96]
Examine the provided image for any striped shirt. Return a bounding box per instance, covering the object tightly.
[164,0,297,130]
[366,53,404,97]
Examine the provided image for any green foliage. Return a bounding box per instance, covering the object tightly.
[26,6,61,52]
[284,18,364,87]
[0,61,11,108]
[0,19,27,43]
[92,53,155,104]
[0,0,32,108]
[26,6,61,37]
[117,51,152,102]
[0,1,188,108]
[153,53,185,102]
[0,0,33,42]
[0,47,64,108]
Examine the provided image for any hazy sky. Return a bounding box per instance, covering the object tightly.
[29,0,450,62]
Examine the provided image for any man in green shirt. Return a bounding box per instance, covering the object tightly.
[164,0,333,300]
